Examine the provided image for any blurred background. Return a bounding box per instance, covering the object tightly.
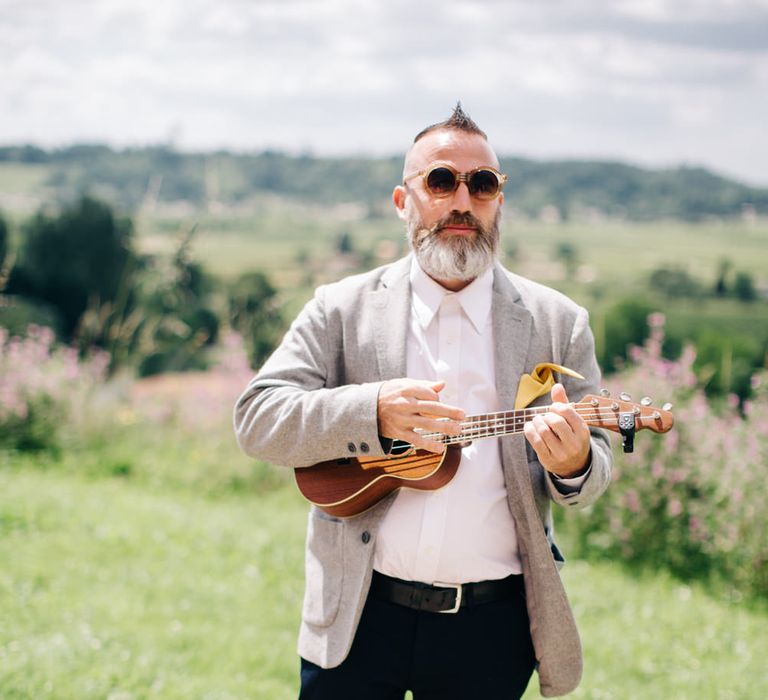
[1,1,767,698]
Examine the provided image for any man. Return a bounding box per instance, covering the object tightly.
[234,104,612,699]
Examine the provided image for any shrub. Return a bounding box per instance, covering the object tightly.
[599,297,655,372]
[564,314,768,599]
[0,325,109,451]
[74,224,223,376]
[733,271,756,302]
[8,196,136,340]
[648,265,702,298]
[227,270,283,368]
[0,213,7,269]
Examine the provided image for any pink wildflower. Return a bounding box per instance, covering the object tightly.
[667,499,683,517]
[624,489,641,514]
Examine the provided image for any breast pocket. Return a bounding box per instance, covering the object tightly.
[301,511,345,627]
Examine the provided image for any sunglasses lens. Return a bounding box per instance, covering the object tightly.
[425,167,457,195]
[468,170,500,199]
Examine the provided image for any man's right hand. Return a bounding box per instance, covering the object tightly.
[377,379,465,454]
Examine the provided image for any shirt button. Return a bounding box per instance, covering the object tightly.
[347,442,357,453]
[361,531,371,544]
[360,442,370,453]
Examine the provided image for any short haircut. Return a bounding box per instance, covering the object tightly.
[413,102,487,143]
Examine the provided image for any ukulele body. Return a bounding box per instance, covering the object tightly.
[294,445,463,518]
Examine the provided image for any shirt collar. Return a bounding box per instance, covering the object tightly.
[409,258,494,334]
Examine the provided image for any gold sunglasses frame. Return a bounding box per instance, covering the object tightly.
[403,163,508,200]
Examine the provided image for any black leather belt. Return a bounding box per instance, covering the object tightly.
[370,571,524,614]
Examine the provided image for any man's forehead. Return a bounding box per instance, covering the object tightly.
[404,129,500,175]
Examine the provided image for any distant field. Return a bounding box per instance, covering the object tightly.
[133,202,768,342]
[0,162,51,193]
[136,203,768,288]
[0,163,52,219]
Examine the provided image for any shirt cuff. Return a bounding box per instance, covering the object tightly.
[549,463,592,494]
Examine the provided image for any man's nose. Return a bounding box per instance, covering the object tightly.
[450,180,473,211]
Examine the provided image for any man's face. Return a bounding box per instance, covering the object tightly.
[393,129,504,284]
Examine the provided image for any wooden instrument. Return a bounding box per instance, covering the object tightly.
[294,393,674,518]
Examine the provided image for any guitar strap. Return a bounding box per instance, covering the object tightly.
[514,363,585,409]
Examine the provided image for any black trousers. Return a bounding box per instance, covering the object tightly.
[299,579,536,700]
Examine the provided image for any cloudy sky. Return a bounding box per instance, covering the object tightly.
[2,0,767,185]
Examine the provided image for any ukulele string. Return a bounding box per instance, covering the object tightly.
[419,404,615,432]
[416,407,635,444]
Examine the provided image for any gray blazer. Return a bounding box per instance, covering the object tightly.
[234,256,612,697]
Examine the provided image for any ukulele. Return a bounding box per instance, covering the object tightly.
[294,392,674,518]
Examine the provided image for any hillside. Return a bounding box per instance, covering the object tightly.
[1,144,767,221]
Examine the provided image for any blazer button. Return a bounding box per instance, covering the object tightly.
[361,531,371,544]
[347,442,356,453]
[360,442,370,453]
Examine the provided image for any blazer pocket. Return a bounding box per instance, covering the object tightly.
[301,512,344,627]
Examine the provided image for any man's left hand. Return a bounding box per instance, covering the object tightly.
[523,383,591,479]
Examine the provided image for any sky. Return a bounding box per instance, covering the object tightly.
[2,0,767,186]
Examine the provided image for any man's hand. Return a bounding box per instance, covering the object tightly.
[378,379,465,454]
[523,383,591,478]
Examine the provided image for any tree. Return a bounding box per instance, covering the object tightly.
[555,241,579,280]
[8,197,136,340]
[600,298,655,372]
[713,257,732,297]
[733,272,756,302]
[648,266,701,299]
[132,225,221,376]
[228,271,284,368]
[336,231,354,255]
[0,213,7,269]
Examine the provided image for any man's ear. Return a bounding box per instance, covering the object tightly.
[392,185,408,221]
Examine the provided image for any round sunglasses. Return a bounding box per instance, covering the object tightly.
[404,163,507,201]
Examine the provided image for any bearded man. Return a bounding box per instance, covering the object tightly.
[234,104,613,699]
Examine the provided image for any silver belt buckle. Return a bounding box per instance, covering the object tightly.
[433,581,462,613]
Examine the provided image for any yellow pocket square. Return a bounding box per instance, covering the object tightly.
[514,363,585,410]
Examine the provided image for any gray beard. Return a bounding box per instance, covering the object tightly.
[407,209,501,282]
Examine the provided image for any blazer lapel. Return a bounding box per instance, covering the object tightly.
[492,264,542,536]
[491,263,532,413]
[369,256,411,381]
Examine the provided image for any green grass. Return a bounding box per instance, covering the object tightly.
[2,452,767,700]
[1,466,306,700]
[0,163,52,195]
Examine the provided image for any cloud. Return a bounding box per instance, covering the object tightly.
[0,0,766,184]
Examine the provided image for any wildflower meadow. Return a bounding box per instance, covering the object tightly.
[563,315,768,600]
[2,319,768,698]
[0,325,109,452]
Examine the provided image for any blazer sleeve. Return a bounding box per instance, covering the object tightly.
[233,285,388,468]
[544,306,613,509]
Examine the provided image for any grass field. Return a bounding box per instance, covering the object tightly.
[3,435,768,700]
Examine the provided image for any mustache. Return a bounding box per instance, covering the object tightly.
[432,210,485,234]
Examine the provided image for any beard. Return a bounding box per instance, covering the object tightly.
[406,206,502,282]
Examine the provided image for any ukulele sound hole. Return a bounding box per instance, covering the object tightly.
[390,440,414,456]
[336,458,352,465]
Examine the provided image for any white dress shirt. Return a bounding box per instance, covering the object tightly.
[373,260,523,583]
